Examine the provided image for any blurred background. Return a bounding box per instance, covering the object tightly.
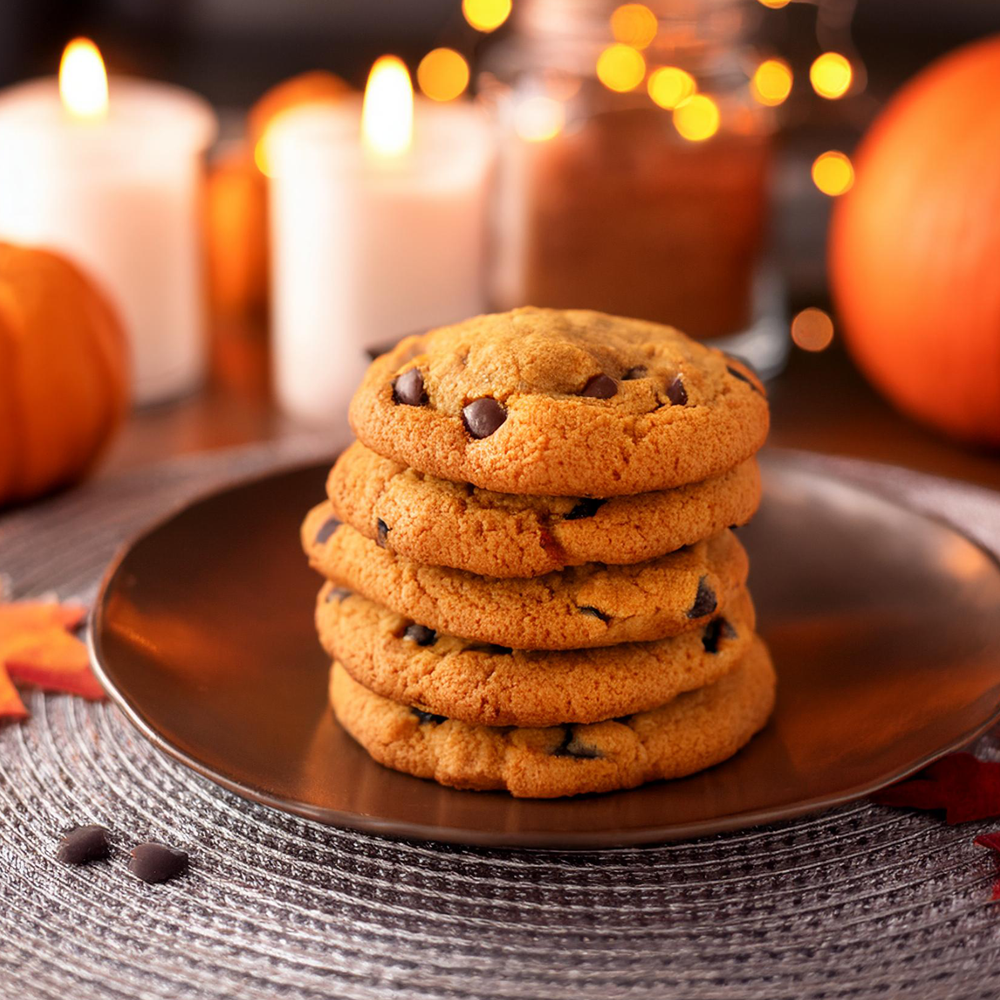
[1,0,999,510]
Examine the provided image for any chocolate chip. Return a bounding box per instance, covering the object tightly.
[666,375,688,405]
[467,643,513,655]
[726,363,764,396]
[462,398,507,438]
[622,366,647,380]
[564,498,607,521]
[56,825,111,865]
[411,707,447,725]
[392,368,427,406]
[552,727,602,759]
[325,587,350,604]
[688,577,717,619]
[376,519,390,548]
[129,842,188,884]
[314,516,339,545]
[578,606,611,623]
[579,374,618,399]
[702,617,736,654]
[403,623,437,646]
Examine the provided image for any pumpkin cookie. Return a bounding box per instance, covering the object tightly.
[329,636,775,798]
[327,441,761,578]
[302,505,749,650]
[316,583,755,726]
[348,307,769,497]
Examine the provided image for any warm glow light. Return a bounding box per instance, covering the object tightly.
[417,48,470,102]
[361,56,414,158]
[751,58,792,106]
[812,150,854,195]
[59,38,108,120]
[647,66,696,109]
[673,95,720,141]
[596,44,646,93]
[757,0,790,7]
[791,307,834,351]
[514,96,564,142]
[462,0,512,33]
[810,52,852,99]
[610,4,658,49]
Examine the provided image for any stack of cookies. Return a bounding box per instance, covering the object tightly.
[301,307,774,798]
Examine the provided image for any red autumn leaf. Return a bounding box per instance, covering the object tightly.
[0,666,28,720]
[973,832,1000,900]
[872,753,1000,824]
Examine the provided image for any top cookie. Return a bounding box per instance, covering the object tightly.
[349,307,769,497]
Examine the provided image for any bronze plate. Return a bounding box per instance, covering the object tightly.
[89,452,1000,848]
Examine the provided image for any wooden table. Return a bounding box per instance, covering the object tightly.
[100,341,1000,491]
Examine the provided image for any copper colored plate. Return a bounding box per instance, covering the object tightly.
[89,453,1000,848]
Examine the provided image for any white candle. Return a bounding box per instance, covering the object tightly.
[0,40,217,406]
[267,57,493,425]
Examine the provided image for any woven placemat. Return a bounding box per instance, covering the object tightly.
[2,440,999,1000]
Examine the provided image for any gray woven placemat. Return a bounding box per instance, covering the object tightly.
[2,440,1000,1000]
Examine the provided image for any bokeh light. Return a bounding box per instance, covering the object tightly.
[647,66,696,110]
[791,308,835,352]
[462,0,512,33]
[514,96,564,142]
[417,48,470,102]
[810,52,852,99]
[673,95,720,141]
[751,59,792,106]
[596,44,647,93]
[610,4,658,50]
[811,150,854,195]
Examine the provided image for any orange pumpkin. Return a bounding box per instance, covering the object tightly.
[0,243,129,506]
[830,35,1000,445]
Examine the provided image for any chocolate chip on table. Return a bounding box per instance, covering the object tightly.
[325,587,350,604]
[564,498,607,521]
[622,366,647,380]
[462,398,507,438]
[552,727,602,759]
[129,842,188,884]
[578,606,611,623]
[579,374,618,399]
[56,824,111,865]
[376,519,390,548]
[666,375,688,406]
[392,368,427,406]
[702,617,736,654]
[314,516,339,545]
[411,707,447,725]
[688,577,718,619]
[403,623,437,646]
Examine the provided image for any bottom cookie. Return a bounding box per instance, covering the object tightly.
[330,637,776,799]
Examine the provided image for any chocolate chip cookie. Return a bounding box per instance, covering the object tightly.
[329,636,775,797]
[349,307,769,497]
[327,441,761,578]
[302,504,749,649]
[316,584,755,726]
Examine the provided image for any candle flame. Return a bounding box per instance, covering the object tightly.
[59,38,108,120]
[362,56,413,158]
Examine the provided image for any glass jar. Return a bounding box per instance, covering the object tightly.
[479,0,787,375]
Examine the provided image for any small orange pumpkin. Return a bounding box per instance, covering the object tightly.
[0,243,129,506]
[830,36,1000,446]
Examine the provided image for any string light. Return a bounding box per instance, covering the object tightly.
[751,59,792,106]
[610,4,658,50]
[647,67,696,110]
[462,0,512,33]
[596,44,646,93]
[514,96,564,142]
[791,308,835,351]
[417,48,470,102]
[810,52,852,99]
[673,95,720,141]
[811,150,854,195]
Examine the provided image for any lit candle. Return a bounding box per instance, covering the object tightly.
[266,56,493,425]
[0,39,217,406]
